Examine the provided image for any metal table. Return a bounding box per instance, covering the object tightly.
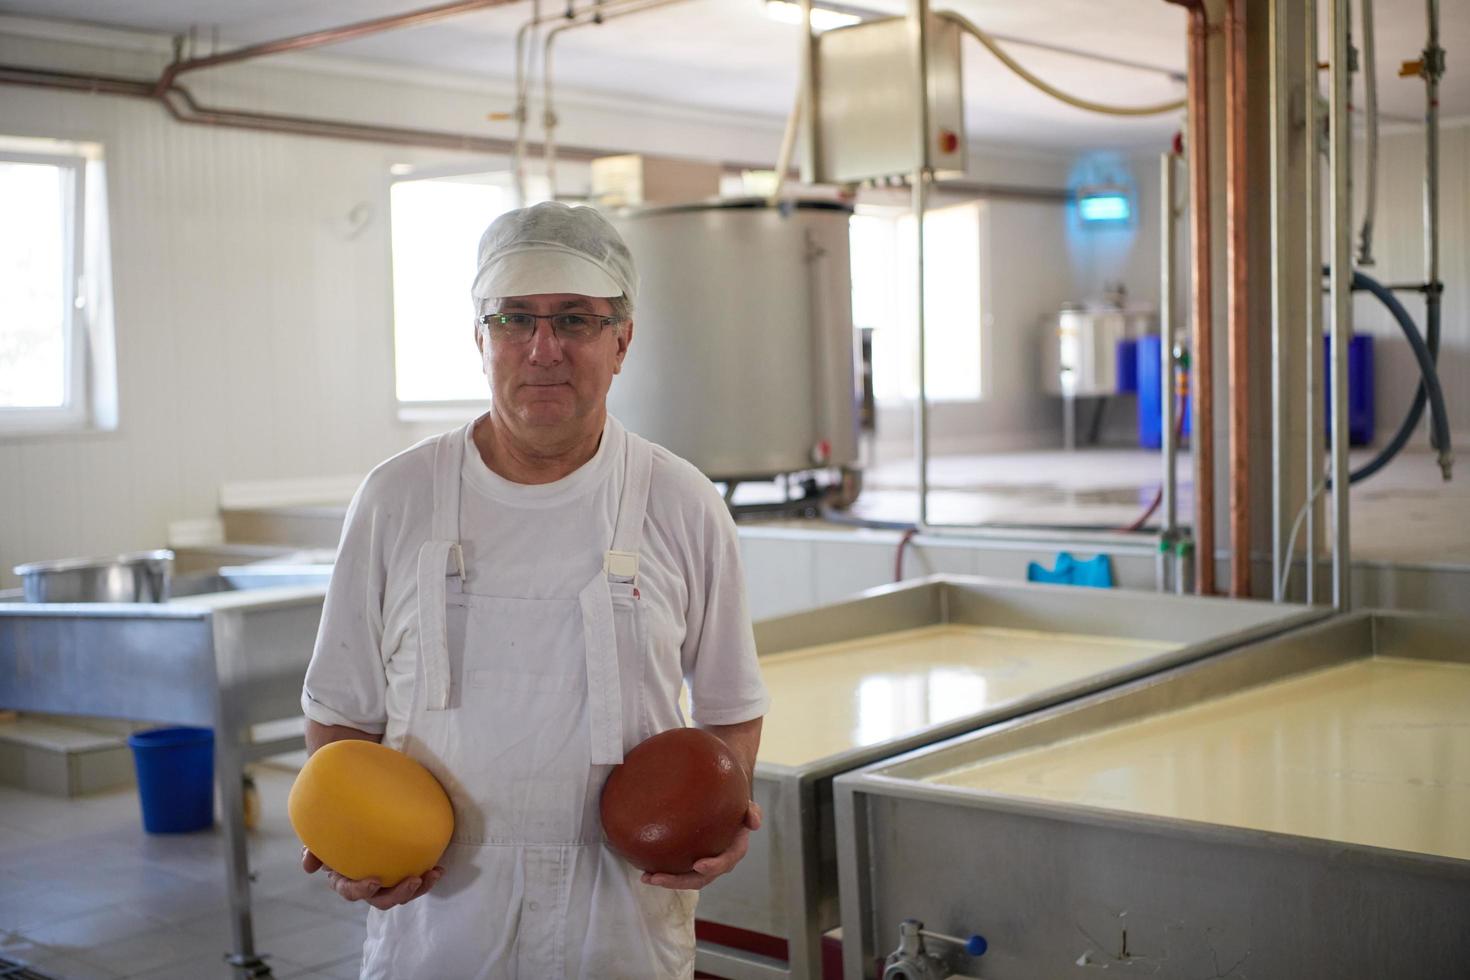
[695,575,1327,980]
[834,609,1470,980]
[0,572,330,978]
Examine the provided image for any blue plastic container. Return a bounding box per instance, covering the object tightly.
[127,727,215,833]
[1136,335,1191,449]
[1115,337,1140,393]
[1324,333,1375,446]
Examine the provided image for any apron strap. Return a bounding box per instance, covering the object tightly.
[418,426,468,712]
[604,433,655,583]
[583,431,656,764]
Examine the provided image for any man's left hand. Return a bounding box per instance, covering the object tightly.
[641,800,762,891]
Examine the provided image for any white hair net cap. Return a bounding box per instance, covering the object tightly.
[470,201,638,305]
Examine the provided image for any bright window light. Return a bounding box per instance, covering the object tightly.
[764,0,863,31]
[0,137,113,434]
[389,174,547,408]
[0,161,66,408]
[1077,189,1131,224]
[851,203,984,402]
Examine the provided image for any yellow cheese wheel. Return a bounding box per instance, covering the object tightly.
[288,740,454,887]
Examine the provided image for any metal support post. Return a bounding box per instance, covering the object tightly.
[1328,0,1352,608]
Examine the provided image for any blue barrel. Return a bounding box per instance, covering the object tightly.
[127,727,215,833]
[1116,337,1140,393]
[1324,333,1375,446]
[1136,335,1191,449]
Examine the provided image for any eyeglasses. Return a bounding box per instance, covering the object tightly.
[477,311,622,344]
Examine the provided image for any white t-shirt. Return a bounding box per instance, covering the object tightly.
[301,415,770,737]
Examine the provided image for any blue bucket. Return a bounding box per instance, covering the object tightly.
[127,727,215,833]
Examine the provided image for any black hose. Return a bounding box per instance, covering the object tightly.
[1335,270,1452,484]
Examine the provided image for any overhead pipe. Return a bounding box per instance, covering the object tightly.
[1165,0,1215,595]
[1225,0,1250,597]
[153,0,520,96]
[541,0,690,199]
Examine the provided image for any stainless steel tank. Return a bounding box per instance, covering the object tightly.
[606,199,860,481]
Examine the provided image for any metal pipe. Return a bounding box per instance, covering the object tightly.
[542,0,689,200]
[1167,0,1215,595]
[1329,0,1353,609]
[1357,0,1379,266]
[161,83,521,153]
[513,0,542,205]
[1269,0,1288,601]
[798,0,820,183]
[1304,0,1320,604]
[1424,0,1447,477]
[910,0,932,531]
[1160,151,1179,564]
[0,63,788,176]
[1226,0,1250,598]
[154,0,519,95]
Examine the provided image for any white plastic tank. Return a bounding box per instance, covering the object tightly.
[606,199,860,481]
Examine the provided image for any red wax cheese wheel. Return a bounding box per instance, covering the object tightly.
[600,727,750,874]
[288,740,454,887]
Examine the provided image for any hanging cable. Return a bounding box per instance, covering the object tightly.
[943,11,1186,117]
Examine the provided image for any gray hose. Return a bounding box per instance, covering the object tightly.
[1336,270,1452,484]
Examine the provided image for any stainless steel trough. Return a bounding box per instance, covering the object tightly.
[0,578,328,978]
[834,609,1470,979]
[696,575,1326,979]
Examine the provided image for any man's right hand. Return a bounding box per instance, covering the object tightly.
[302,847,444,911]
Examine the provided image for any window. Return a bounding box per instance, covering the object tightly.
[850,201,984,402]
[389,170,548,417]
[0,138,114,433]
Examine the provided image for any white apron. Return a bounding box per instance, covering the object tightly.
[360,425,696,980]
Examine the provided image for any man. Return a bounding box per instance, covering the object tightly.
[299,201,769,979]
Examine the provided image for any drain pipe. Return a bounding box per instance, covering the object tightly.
[1165,0,1215,595]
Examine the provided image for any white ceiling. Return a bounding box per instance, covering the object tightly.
[1,0,1465,153]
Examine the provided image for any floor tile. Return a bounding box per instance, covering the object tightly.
[67,924,224,976]
[257,918,366,973]
[177,897,337,945]
[23,905,160,950]
[22,950,123,979]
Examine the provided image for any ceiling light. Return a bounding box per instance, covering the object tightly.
[764,0,864,31]
[1076,186,1132,224]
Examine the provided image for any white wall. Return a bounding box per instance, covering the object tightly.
[1351,123,1470,445]
[0,25,784,587]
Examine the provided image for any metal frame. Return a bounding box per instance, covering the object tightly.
[0,584,327,979]
[694,575,1327,979]
[834,609,1470,979]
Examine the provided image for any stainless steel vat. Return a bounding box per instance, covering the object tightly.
[695,576,1326,979]
[605,198,860,481]
[834,610,1470,980]
[13,550,174,603]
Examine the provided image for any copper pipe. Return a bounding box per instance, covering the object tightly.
[0,63,777,173]
[154,0,522,94]
[1166,0,1215,595]
[161,83,527,155]
[0,66,154,98]
[1225,0,1250,596]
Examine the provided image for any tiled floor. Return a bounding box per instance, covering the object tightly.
[0,762,367,980]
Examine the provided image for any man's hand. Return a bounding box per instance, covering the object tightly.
[640,800,762,891]
[302,846,444,910]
